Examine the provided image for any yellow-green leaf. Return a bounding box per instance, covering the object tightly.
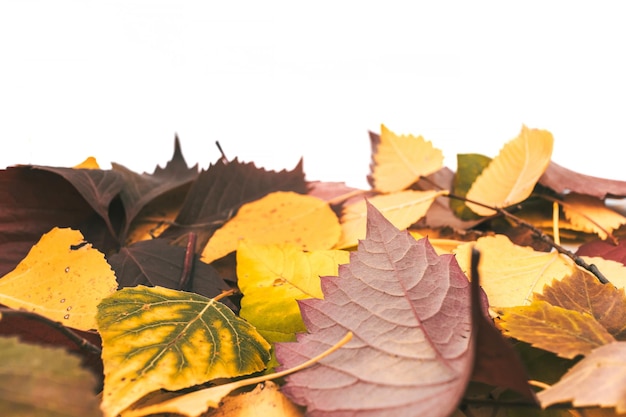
[337,189,445,248]
[96,285,271,417]
[497,300,616,359]
[465,125,553,216]
[0,227,118,331]
[201,192,341,263]
[370,124,444,193]
[237,240,349,343]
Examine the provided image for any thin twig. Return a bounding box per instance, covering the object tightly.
[0,307,102,355]
[215,141,229,164]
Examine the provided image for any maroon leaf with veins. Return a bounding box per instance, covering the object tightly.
[275,202,474,417]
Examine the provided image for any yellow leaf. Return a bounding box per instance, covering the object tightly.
[204,381,303,417]
[96,285,271,417]
[497,300,615,359]
[73,156,100,169]
[336,190,445,249]
[201,192,341,263]
[0,227,117,331]
[562,193,626,240]
[237,240,349,343]
[370,124,444,193]
[465,126,553,216]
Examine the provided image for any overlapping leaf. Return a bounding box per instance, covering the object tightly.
[562,193,626,240]
[237,240,349,343]
[275,203,474,417]
[368,125,444,193]
[0,227,117,330]
[540,161,626,199]
[96,285,271,417]
[0,336,102,417]
[202,192,341,263]
[466,125,553,216]
[336,189,445,248]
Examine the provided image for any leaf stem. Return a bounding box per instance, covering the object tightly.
[0,307,102,355]
[178,232,197,291]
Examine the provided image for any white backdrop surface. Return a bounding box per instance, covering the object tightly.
[2,2,625,189]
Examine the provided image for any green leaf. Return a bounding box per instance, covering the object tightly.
[96,285,271,417]
[0,336,101,417]
[450,153,492,220]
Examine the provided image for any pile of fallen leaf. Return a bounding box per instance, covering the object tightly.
[2,124,626,417]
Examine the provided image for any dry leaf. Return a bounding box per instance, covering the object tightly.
[562,193,626,240]
[204,381,304,417]
[0,227,117,330]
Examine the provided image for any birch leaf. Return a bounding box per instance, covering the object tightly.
[336,189,445,248]
[96,285,271,417]
[369,125,444,193]
[562,193,626,239]
[466,126,553,216]
[0,227,117,330]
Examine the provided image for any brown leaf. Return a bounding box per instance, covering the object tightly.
[539,161,626,199]
[496,300,615,359]
[536,270,626,340]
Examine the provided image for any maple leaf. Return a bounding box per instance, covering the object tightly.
[96,285,271,417]
[109,239,233,306]
[537,341,626,413]
[496,300,615,359]
[336,189,445,248]
[368,125,444,193]
[0,166,118,276]
[160,158,307,245]
[465,125,553,216]
[275,202,473,417]
[112,137,199,241]
[536,270,626,340]
[0,227,118,330]
[201,191,341,263]
[540,160,626,199]
[0,336,102,417]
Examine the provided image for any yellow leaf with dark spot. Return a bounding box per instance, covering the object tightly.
[497,300,615,359]
[96,285,271,417]
[201,192,341,263]
[466,126,553,216]
[0,227,117,331]
[370,124,444,193]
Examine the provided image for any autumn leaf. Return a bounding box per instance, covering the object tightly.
[96,285,271,417]
[562,192,626,240]
[112,137,198,240]
[537,341,626,413]
[336,189,445,248]
[109,238,233,306]
[0,227,117,330]
[201,191,341,263]
[159,158,307,245]
[536,270,626,340]
[203,381,303,417]
[275,202,473,417]
[465,125,554,216]
[540,160,626,199]
[577,238,626,265]
[450,153,492,220]
[496,300,615,359]
[237,240,349,343]
[73,156,100,169]
[0,336,102,417]
[368,125,444,193]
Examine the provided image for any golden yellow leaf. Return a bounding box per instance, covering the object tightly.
[497,300,615,359]
[201,192,341,263]
[0,227,117,330]
[562,193,626,240]
[73,156,100,169]
[237,240,349,343]
[97,285,271,417]
[336,190,445,249]
[204,381,303,417]
[370,124,444,193]
[465,126,553,216]
[455,235,626,309]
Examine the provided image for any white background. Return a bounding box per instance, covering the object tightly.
[1,2,625,189]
